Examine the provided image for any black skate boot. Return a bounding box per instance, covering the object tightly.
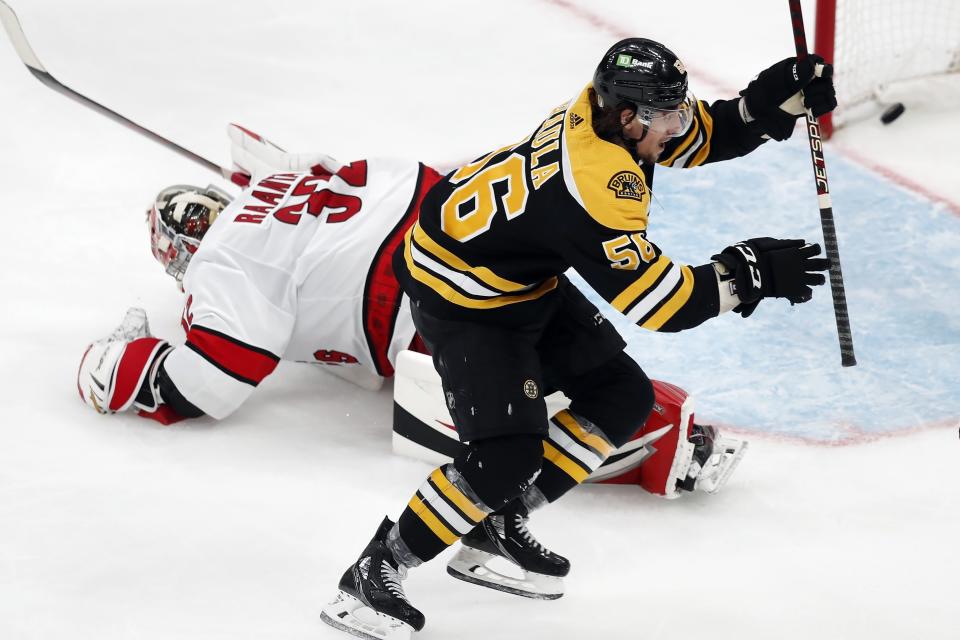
[321,517,424,640]
[446,499,569,600]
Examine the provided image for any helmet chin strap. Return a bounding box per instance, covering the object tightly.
[620,119,649,162]
[620,109,649,146]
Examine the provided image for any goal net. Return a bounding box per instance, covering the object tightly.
[816,0,960,136]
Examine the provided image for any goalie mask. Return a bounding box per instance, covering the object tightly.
[148,184,232,283]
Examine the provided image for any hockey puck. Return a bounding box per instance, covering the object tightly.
[881,102,905,124]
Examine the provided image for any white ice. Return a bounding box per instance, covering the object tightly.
[1,1,958,639]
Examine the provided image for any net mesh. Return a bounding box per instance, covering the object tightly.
[832,0,960,126]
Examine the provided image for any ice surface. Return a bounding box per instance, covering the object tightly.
[1,1,957,639]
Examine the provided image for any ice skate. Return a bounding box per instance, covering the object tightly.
[679,424,748,494]
[321,518,424,640]
[447,500,568,600]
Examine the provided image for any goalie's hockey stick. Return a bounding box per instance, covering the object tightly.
[0,1,250,187]
[787,0,857,367]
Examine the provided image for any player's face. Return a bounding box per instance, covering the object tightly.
[621,115,674,164]
[619,96,695,163]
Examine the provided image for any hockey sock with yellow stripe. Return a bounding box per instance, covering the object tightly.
[526,409,616,506]
[395,464,492,564]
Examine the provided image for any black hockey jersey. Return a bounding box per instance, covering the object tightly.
[394,84,767,331]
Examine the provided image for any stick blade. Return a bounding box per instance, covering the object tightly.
[0,1,46,72]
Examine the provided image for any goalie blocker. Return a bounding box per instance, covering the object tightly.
[392,350,746,498]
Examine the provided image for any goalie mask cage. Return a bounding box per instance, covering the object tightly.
[815,0,960,137]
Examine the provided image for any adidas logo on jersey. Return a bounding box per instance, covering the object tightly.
[568,112,584,129]
[607,171,646,201]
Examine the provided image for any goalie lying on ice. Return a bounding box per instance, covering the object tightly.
[76,124,746,500]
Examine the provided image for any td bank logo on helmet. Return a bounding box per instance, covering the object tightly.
[607,171,646,201]
[615,54,654,70]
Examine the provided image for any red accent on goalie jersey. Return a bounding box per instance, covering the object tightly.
[362,164,443,377]
[335,161,368,187]
[185,325,280,387]
[180,295,194,335]
[313,349,360,365]
[273,174,363,225]
[109,337,166,412]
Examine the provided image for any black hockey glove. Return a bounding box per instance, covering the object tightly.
[711,237,831,318]
[739,56,837,141]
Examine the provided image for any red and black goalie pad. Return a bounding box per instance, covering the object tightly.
[184,325,280,386]
[595,379,692,494]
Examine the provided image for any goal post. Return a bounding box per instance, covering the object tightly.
[813,0,836,137]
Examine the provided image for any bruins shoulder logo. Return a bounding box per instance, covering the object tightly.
[607,171,646,201]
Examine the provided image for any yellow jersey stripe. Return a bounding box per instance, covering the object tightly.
[661,113,701,167]
[407,495,459,545]
[610,255,672,313]
[404,231,559,309]
[553,410,614,457]
[642,265,695,330]
[543,441,590,483]
[688,104,715,167]
[413,224,530,293]
[429,468,486,523]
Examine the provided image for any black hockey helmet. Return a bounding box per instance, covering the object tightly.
[593,38,696,138]
[594,38,689,109]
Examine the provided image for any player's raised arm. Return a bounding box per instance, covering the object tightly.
[657,57,837,168]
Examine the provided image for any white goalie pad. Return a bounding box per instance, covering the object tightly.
[391,349,571,468]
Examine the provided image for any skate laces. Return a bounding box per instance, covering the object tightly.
[513,514,546,553]
[380,559,411,604]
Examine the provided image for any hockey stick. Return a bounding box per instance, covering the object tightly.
[787,0,857,367]
[0,1,250,187]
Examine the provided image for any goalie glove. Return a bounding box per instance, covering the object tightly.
[738,55,837,141]
[228,123,342,182]
[711,237,830,317]
[77,308,179,422]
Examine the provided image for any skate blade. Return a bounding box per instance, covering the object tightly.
[321,591,414,640]
[446,546,564,600]
[697,438,748,494]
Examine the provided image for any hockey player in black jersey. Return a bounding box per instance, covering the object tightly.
[322,38,836,640]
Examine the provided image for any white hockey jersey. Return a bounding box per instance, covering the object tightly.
[162,158,441,419]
